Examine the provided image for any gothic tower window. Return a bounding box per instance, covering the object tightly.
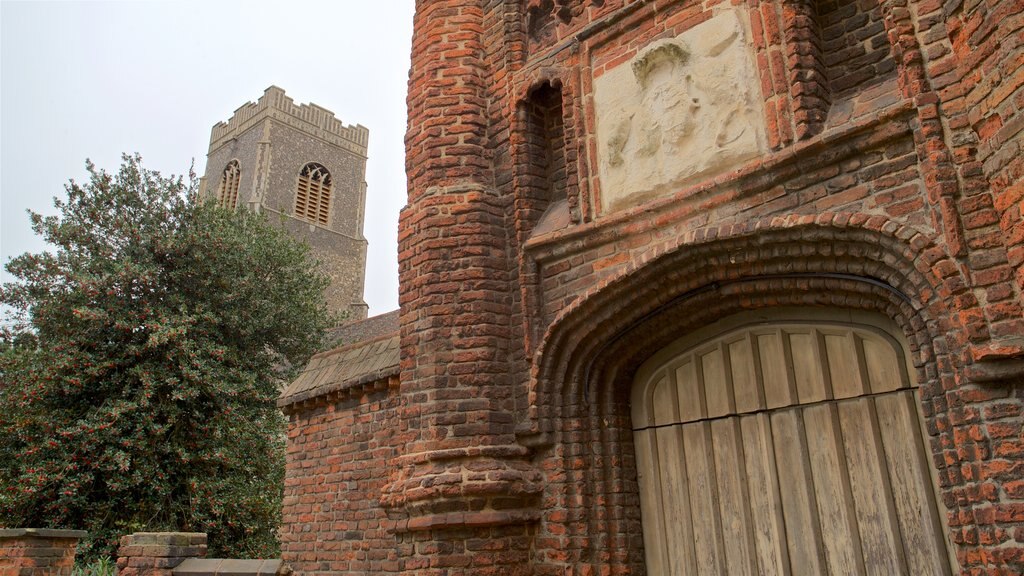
[217,160,241,209]
[294,162,332,225]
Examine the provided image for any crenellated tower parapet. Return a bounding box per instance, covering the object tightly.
[210,85,369,158]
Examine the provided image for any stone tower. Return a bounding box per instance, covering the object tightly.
[200,86,369,320]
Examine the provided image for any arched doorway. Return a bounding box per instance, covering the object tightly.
[631,308,955,575]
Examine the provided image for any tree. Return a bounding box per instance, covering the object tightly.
[0,155,333,560]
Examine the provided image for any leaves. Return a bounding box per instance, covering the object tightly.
[0,154,332,561]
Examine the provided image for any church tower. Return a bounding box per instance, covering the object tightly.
[199,86,369,321]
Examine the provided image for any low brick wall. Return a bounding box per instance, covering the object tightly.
[0,528,87,576]
[116,532,207,576]
[115,532,290,576]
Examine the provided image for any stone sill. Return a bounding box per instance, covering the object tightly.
[173,558,289,576]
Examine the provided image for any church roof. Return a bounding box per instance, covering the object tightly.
[279,310,400,410]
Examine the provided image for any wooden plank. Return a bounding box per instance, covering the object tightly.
[656,425,698,575]
[702,346,733,419]
[789,330,827,404]
[825,331,867,399]
[632,317,937,576]
[803,403,865,575]
[731,335,763,414]
[769,409,825,574]
[676,358,704,423]
[739,414,790,576]
[711,418,757,576]
[634,429,670,574]
[759,331,796,409]
[652,375,676,427]
[838,398,908,576]
[875,391,953,576]
[683,422,727,575]
[861,335,907,393]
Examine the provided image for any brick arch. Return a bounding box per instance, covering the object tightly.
[516,68,567,104]
[528,215,970,432]
[522,216,979,572]
[590,278,923,403]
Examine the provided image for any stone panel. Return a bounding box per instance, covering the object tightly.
[593,8,768,212]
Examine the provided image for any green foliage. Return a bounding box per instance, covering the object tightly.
[0,155,332,561]
[71,556,117,576]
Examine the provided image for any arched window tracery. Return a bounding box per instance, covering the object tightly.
[217,160,241,209]
[295,162,332,225]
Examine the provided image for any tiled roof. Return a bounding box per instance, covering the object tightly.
[328,309,399,345]
[279,311,400,410]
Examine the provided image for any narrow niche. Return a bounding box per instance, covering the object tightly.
[527,0,557,45]
[519,80,573,236]
[817,0,899,125]
[819,0,897,96]
[784,0,899,137]
[526,0,608,47]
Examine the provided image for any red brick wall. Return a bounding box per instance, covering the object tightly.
[944,0,1024,294]
[389,0,544,572]
[281,1,1024,574]
[820,0,897,96]
[0,530,85,576]
[280,379,403,574]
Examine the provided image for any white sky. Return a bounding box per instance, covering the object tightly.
[1,0,415,316]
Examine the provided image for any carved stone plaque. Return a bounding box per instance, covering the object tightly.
[593,9,768,212]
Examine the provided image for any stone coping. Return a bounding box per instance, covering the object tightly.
[0,528,88,539]
[124,531,206,545]
[173,559,290,575]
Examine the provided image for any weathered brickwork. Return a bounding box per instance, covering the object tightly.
[114,532,291,576]
[0,529,86,576]
[943,1,1024,307]
[281,378,402,574]
[200,87,369,320]
[281,0,1024,574]
[116,532,207,576]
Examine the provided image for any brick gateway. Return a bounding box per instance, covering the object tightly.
[279,1,1024,574]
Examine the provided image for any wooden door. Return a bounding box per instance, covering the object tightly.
[631,311,953,575]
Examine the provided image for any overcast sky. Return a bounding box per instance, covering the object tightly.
[1,0,415,316]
